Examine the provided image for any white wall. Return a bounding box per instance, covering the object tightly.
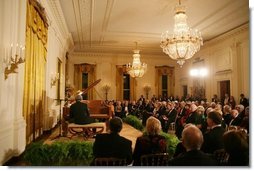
[175,24,249,103]
[69,52,177,100]
[0,0,26,165]
[40,0,73,130]
[0,0,72,164]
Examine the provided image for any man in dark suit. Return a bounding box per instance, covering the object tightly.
[93,117,132,165]
[169,125,218,166]
[201,111,225,154]
[239,93,249,108]
[69,94,95,124]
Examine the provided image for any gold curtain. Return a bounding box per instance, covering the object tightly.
[116,65,136,101]
[23,0,48,143]
[155,66,175,97]
[74,63,96,99]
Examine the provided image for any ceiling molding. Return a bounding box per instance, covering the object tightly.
[100,0,115,44]
[204,23,248,46]
[44,0,74,49]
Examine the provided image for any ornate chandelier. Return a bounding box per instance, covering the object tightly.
[126,42,147,78]
[160,0,203,67]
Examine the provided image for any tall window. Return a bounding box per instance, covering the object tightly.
[162,75,168,97]
[123,74,130,100]
[82,73,88,100]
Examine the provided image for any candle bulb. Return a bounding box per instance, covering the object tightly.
[20,45,22,59]
[10,43,13,59]
[22,47,25,60]
[16,43,18,56]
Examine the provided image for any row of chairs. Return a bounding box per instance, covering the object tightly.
[94,149,229,166]
[94,153,170,166]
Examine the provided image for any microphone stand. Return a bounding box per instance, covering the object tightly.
[51,98,66,140]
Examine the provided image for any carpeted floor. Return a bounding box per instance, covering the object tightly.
[45,122,143,151]
[6,122,143,166]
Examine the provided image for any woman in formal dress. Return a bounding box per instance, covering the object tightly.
[132,116,167,166]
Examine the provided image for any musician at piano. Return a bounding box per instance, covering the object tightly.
[68,94,95,125]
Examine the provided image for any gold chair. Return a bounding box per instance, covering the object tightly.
[141,153,169,166]
[213,149,229,166]
[94,157,127,166]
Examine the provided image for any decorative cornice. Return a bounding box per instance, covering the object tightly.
[42,0,74,49]
[215,69,232,75]
[204,23,249,46]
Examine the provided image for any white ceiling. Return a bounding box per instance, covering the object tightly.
[59,0,249,55]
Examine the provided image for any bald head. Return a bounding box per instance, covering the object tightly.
[182,125,204,151]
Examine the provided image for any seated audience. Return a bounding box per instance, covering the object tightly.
[169,125,218,166]
[201,111,225,154]
[132,116,167,166]
[223,130,249,166]
[92,117,132,165]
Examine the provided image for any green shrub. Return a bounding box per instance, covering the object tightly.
[160,132,180,157]
[23,140,94,166]
[142,131,180,157]
[123,115,144,131]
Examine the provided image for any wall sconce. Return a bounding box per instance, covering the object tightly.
[51,72,60,87]
[102,84,110,100]
[143,85,151,99]
[4,43,25,80]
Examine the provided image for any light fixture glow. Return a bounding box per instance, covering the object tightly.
[160,0,203,67]
[126,42,147,78]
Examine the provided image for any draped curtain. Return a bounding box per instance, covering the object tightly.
[23,0,48,143]
[116,65,136,101]
[155,66,175,97]
[74,63,96,99]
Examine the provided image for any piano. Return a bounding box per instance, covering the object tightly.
[63,79,113,121]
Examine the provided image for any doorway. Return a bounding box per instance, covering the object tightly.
[219,80,230,101]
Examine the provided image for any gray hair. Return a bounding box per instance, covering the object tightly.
[182,125,204,151]
[75,94,83,101]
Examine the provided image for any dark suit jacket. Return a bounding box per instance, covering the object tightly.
[167,108,177,123]
[230,115,243,126]
[69,101,94,124]
[93,133,133,165]
[169,150,218,166]
[201,126,225,154]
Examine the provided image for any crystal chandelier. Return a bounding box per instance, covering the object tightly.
[160,0,203,67]
[126,42,147,78]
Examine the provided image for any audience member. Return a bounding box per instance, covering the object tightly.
[229,109,242,127]
[92,117,132,165]
[132,116,167,166]
[222,105,232,126]
[223,130,249,166]
[239,93,249,108]
[240,106,249,133]
[169,125,218,166]
[201,111,225,154]
[229,95,236,109]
